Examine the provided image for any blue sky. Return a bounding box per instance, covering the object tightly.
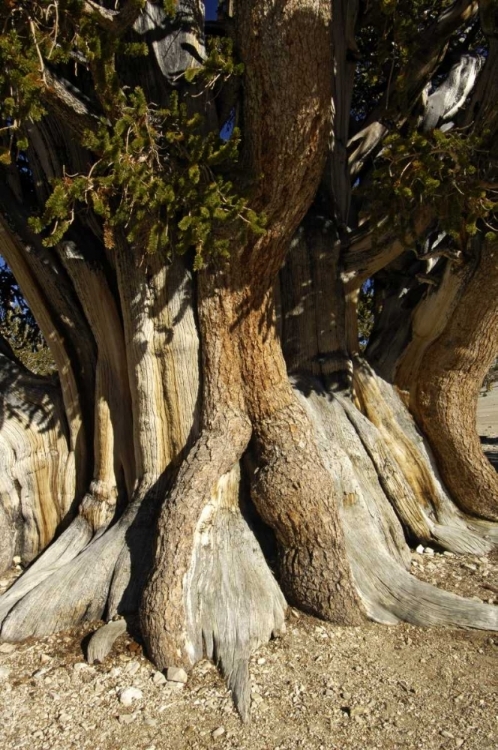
[204,1,218,21]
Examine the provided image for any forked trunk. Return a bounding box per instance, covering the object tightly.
[1,0,498,728]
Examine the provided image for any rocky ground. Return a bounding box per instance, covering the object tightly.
[1,389,497,750]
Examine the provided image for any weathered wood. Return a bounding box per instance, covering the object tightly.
[0,349,74,569]
[295,380,498,631]
[185,464,286,721]
[86,619,127,664]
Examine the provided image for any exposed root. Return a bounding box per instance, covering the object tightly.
[141,419,253,673]
[353,362,493,555]
[140,422,287,720]
[0,522,125,640]
[185,464,287,721]
[0,484,158,640]
[0,517,93,629]
[295,380,498,631]
[250,400,364,625]
[351,543,498,630]
[86,619,127,664]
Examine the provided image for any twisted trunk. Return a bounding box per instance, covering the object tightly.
[0,0,497,728]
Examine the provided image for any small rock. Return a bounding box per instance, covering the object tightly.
[126,661,140,676]
[167,666,188,684]
[109,667,121,678]
[73,662,90,672]
[257,658,266,665]
[118,713,136,725]
[415,545,425,554]
[455,739,465,748]
[424,547,435,556]
[152,670,167,686]
[40,654,52,664]
[350,706,368,717]
[443,551,455,557]
[0,666,10,681]
[0,643,17,654]
[462,563,477,572]
[119,687,143,706]
[272,623,287,637]
[440,730,454,738]
[12,556,21,565]
[212,726,225,739]
[144,718,158,727]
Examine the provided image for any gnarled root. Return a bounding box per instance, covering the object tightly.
[141,420,287,721]
[185,463,287,721]
[294,378,498,631]
[353,362,494,555]
[250,401,364,625]
[0,480,158,640]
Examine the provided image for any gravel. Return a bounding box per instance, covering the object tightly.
[0,556,497,750]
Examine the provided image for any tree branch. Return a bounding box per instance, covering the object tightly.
[43,70,100,139]
[349,0,479,177]
[342,207,434,289]
[81,0,145,36]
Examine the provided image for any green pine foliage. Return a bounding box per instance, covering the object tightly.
[30,84,265,268]
[1,1,264,268]
[369,128,498,249]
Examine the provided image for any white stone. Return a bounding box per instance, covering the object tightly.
[118,713,136,724]
[0,666,10,681]
[212,727,225,739]
[12,556,21,565]
[152,670,167,685]
[126,661,140,675]
[73,662,91,672]
[415,545,424,554]
[424,547,435,555]
[119,687,143,706]
[167,667,188,684]
[0,643,17,654]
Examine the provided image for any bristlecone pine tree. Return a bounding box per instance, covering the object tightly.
[1,0,497,720]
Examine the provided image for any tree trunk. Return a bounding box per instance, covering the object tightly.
[411,239,498,521]
[0,337,73,572]
[0,0,497,727]
[367,238,498,522]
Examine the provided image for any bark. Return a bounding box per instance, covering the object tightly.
[141,0,365,719]
[411,239,498,521]
[366,237,498,523]
[280,226,497,628]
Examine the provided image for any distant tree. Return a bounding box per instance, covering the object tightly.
[0,0,497,720]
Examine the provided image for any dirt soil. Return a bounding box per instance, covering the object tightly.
[1,389,497,750]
